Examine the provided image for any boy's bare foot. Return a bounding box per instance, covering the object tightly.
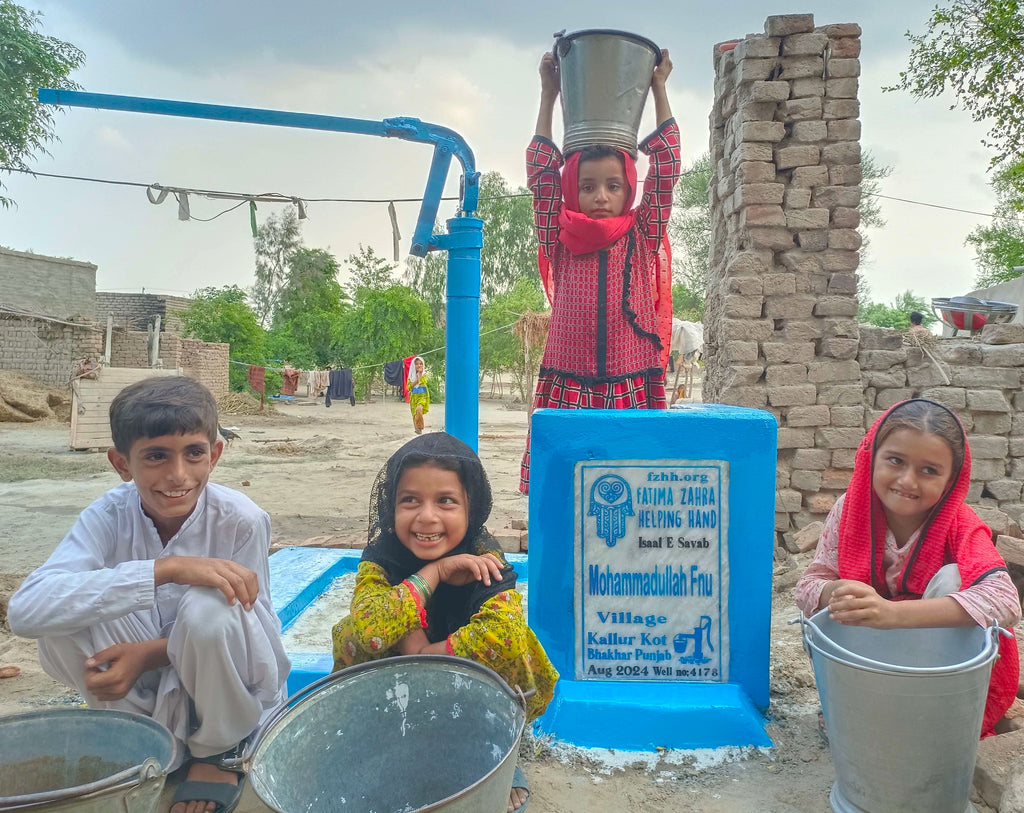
[170,760,241,813]
[508,763,529,811]
[508,785,528,811]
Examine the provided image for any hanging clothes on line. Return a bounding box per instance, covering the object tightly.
[383,359,405,388]
[297,370,310,397]
[281,367,300,396]
[313,369,330,398]
[325,368,355,407]
[247,365,266,411]
[401,356,416,402]
[247,365,265,396]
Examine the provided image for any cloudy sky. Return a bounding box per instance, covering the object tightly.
[1,1,1003,307]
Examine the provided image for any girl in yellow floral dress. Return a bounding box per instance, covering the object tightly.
[408,355,429,434]
[331,432,557,813]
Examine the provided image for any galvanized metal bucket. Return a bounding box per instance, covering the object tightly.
[802,609,1004,813]
[554,29,661,157]
[0,708,177,812]
[238,655,528,812]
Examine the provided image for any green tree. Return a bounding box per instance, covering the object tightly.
[338,284,438,399]
[345,244,396,295]
[269,247,349,367]
[404,247,447,323]
[180,286,267,391]
[859,152,893,232]
[857,288,936,329]
[0,1,84,207]
[886,0,1024,168]
[479,277,547,401]
[250,208,302,327]
[966,160,1024,287]
[669,154,712,321]
[476,171,539,299]
[405,172,537,313]
[340,246,438,398]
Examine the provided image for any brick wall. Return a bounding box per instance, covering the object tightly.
[0,314,103,387]
[95,292,192,333]
[0,247,97,321]
[108,331,229,397]
[704,14,866,549]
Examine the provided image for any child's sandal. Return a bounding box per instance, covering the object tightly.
[171,743,247,813]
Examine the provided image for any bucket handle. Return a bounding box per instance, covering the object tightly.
[513,685,537,714]
[801,612,1005,676]
[0,757,166,808]
[788,615,812,660]
[552,30,570,61]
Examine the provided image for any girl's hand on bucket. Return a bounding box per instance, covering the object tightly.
[433,553,505,587]
[539,52,559,98]
[652,50,673,88]
[828,581,897,629]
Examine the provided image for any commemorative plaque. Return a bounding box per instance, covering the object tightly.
[575,459,729,682]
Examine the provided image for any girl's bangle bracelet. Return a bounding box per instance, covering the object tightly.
[409,573,433,602]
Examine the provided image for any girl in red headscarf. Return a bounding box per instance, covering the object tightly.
[795,399,1021,737]
[518,49,681,494]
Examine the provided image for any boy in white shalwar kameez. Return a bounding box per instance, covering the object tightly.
[8,376,289,813]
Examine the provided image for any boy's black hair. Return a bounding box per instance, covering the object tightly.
[576,144,626,171]
[910,311,924,325]
[109,376,219,454]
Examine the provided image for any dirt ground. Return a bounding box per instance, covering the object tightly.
[0,391,978,812]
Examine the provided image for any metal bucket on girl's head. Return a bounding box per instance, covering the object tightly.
[233,655,528,812]
[554,29,661,158]
[801,609,1005,813]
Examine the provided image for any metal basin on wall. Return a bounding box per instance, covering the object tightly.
[932,296,1018,335]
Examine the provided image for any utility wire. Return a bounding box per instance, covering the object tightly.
[0,164,698,205]
[5,164,1018,221]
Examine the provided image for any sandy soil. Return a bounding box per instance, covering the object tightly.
[0,393,977,812]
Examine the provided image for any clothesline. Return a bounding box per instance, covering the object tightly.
[227,318,519,372]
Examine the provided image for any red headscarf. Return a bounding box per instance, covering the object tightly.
[837,399,1018,736]
[556,149,639,255]
[538,149,673,367]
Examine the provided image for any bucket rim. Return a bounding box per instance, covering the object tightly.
[250,654,528,743]
[554,29,662,63]
[245,654,528,758]
[246,655,528,813]
[0,709,176,807]
[802,610,1000,676]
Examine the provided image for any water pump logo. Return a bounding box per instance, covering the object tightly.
[588,474,633,547]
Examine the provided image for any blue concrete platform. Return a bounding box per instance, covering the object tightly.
[541,681,771,750]
[269,546,529,696]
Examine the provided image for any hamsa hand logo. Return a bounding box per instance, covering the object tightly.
[588,474,633,547]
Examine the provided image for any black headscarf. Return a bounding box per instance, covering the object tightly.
[361,432,517,641]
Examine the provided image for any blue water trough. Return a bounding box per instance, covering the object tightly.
[270,546,529,695]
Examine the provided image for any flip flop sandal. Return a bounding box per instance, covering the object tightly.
[511,762,530,813]
[170,775,245,813]
[171,745,247,813]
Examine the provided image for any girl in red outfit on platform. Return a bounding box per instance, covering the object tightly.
[795,399,1021,737]
[519,49,681,494]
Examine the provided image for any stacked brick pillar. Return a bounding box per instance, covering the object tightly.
[702,14,864,543]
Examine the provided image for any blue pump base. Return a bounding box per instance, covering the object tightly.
[535,680,772,750]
